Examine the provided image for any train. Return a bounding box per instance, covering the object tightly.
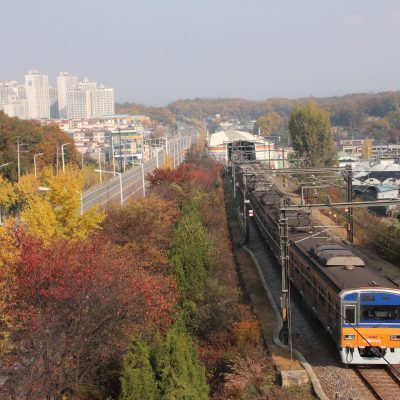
[236,166,400,365]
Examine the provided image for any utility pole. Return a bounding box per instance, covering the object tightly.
[345,166,354,243]
[34,152,44,179]
[118,128,123,173]
[61,143,70,173]
[232,162,236,200]
[243,173,250,244]
[282,146,286,188]
[98,149,102,184]
[279,199,290,345]
[268,138,271,168]
[17,136,29,181]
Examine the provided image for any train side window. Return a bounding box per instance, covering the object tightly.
[344,305,356,324]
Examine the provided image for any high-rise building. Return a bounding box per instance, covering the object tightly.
[91,85,115,117]
[67,89,91,119]
[49,86,59,119]
[57,71,78,118]
[0,80,24,110]
[65,78,114,119]
[1,81,28,119]
[3,97,29,119]
[1,70,115,120]
[25,69,50,119]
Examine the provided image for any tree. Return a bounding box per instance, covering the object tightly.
[289,101,336,166]
[154,324,208,400]
[14,173,39,206]
[103,195,179,249]
[20,165,104,241]
[0,175,17,215]
[330,102,364,127]
[0,222,21,355]
[253,112,279,136]
[361,139,373,160]
[364,95,397,118]
[0,112,79,182]
[387,110,400,130]
[120,337,159,400]
[1,235,178,399]
[169,198,212,301]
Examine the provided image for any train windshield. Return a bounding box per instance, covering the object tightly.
[360,305,400,322]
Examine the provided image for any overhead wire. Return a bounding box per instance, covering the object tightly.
[234,165,400,370]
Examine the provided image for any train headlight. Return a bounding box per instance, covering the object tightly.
[344,334,356,340]
[390,335,400,341]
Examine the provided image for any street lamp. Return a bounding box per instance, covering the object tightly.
[61,143,70,173]
[132,161,145,197]
[17,136,29,181]
[97,148,103,184]
[33,152,44,179]
[95,169,123,205]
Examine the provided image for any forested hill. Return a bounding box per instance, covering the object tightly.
[168,91,400,127]
[117,91,400,128]
[115,103,176,125]
[0,112,78,181]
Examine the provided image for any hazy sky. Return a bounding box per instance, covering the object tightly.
[1,0,400,105]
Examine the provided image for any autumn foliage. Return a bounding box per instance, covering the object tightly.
[0,142,268,399]
[1,234,177,399]
[148,161,222,192]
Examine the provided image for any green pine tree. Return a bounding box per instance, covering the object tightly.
[120,337,159,400]
[169,199,212,301]
[153,323,209,400]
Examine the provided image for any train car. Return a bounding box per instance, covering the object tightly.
[290,237,400,364]
[244,172,400,364]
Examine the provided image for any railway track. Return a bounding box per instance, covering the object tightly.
[355,365,400,400]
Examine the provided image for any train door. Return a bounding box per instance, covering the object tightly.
[328,293,337,331]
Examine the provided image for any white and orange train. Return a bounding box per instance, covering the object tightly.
[247,183,400,365]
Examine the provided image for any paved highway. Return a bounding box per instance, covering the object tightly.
[82,134,197,211]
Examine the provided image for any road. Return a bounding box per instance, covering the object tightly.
[82,134,197,211]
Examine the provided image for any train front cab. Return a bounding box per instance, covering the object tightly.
[340,289,400,364]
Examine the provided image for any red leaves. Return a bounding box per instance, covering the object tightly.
[2,234,178,398]
[102,195,179,250]
[148,161,222,192]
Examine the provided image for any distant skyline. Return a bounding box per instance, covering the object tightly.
[2,0,400,106]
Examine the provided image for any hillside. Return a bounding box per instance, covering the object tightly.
[0,112,79,181]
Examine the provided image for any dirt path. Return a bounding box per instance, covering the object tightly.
[224,177,310,375]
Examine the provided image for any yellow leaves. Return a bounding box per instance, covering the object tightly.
[0,175,17,210]
[0,221,19,354]
[21,197,59,241]
[20,164,105,242]
[163,155,173,169]
[75,206,106,239]
[362,139,372,160]
[15,173,39,204]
